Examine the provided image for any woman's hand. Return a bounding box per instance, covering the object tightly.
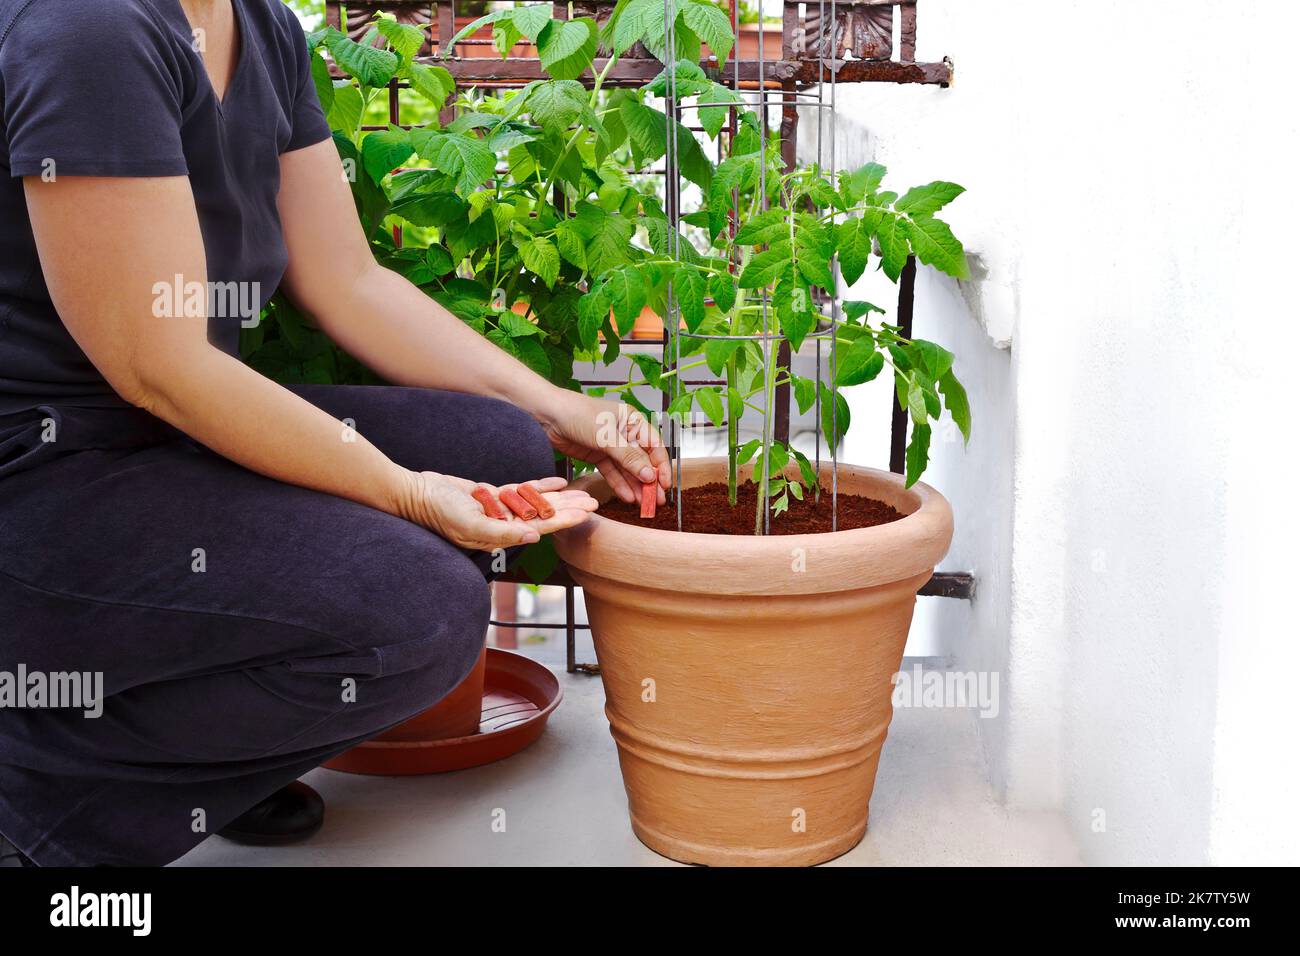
[396,472,598,552]
[538,392,672,505]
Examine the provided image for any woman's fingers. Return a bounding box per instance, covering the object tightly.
[542,490,599,511]
[594,456,637,503]
[590,405,654,486]
[461,512,540,550]
[622,407,672,489]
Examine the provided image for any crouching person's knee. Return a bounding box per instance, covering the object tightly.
[313,557,491,737]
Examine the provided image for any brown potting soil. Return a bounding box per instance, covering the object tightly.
[599,481,905,535]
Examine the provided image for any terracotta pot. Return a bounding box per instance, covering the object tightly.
[553,458,952,866]
[373,645,487,742]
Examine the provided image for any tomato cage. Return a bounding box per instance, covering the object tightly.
[323,0,973,672]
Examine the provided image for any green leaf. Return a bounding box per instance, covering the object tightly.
[835,339,885,387]
[907,379,929,425]
[776,265,814,351]
[675,267,706,332]
[441,7,519,51]
[695,386,725,426]
[519,236,561,289]
[837,217,873,286]
[707,152,759,238]
[577,287,611,350]
[498,312,541,337]
[734,207,787,245]
[699,82,743,139]
[895,181,965,217]
[620,99,713,189]
[629,353,664,389]
[621,97,667,160]
[807,178,843,211]
[642,215,702,265]
[665,390,694,419]
[489,328,551,377]
[361,127,413,185]
[485,126,536,153]
[905,423,931,487]
[792,447,818,487]
[376,17,426,61]
[406,62,454,110]
[709,272,736,312]
[643,60,712,98]
[554,219,588,270]
[680,1,735,64]
[704,337,742,375]
[310,50,335,114]
[425,245,453,275]
[819,382,851,450]
[738,239,792,288]
[903,215,970,280]
[842,300,884,323]
[737,438,761,466]
[573,202,634,276]
[876,213,910,282]
[641,11,700,64]
[326,35,399,88]
[840,161,887,205]
[938,369,971,443]
[539,18,597,81]
[513,4,553,41]
[793,375,816,414]
[529,80,588,131]
[326,82,363,135]
[795,216,834,290]
[410,130,496,197]
[612,0,660,55]
[493,17,525,57]
[911,339,954,380]
[390,191,466,227]
[605,267,646,335]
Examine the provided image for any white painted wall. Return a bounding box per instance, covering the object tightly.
[830,0,1300,864]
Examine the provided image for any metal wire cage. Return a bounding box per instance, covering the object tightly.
[322,0,971,672]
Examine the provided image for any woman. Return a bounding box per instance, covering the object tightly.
[0,0,668,866]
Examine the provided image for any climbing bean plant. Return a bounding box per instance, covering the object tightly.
[250,2,971,538]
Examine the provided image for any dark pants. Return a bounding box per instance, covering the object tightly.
[0,385,554,866]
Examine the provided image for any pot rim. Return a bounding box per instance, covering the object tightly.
[554,458,953,595]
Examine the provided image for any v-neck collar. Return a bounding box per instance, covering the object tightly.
[177,0,247,114]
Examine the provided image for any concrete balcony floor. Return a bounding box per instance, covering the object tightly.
[176,665,1079,867]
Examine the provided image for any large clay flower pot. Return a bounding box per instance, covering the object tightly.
[553,458,952,866]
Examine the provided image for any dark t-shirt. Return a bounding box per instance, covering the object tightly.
[0,0,331,413]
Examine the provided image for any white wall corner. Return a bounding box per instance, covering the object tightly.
[957,253,1015,350]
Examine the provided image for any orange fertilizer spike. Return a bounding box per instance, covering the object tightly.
[517,483,556,520]
[471,486,508,520]
[499,487,539,521]
[640,481,657,519]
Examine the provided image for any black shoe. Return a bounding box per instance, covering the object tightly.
[0,832,35,867]
[217,781,325,846]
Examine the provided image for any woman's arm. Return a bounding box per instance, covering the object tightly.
[23,174,587,548]
[277,141,671,504]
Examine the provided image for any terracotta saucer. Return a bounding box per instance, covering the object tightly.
[323,649,563,776]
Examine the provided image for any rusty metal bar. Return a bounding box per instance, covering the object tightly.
[889,255,917,475]
[920,572,975,600]
[900,3,918,61]
[396,56,951,87]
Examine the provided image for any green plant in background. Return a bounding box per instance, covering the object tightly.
[251,2,970,541]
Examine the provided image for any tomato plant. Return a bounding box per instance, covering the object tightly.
[254,2,971,535]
